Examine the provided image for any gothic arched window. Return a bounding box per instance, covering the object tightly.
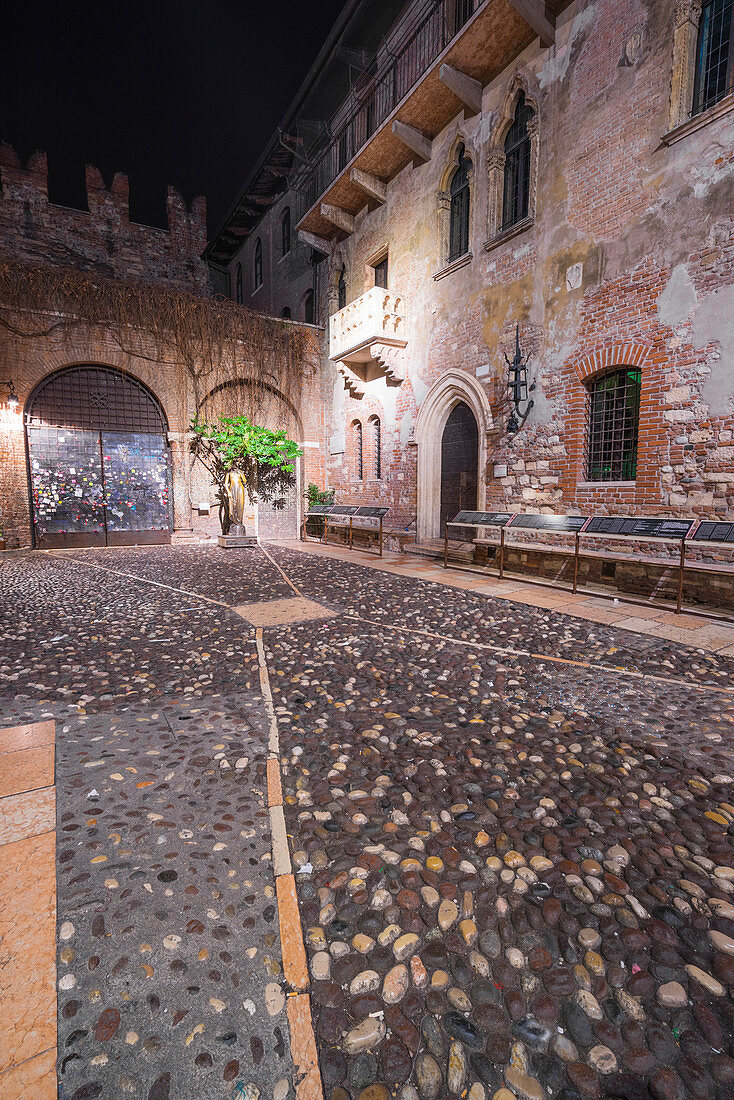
[449,145,472,261]
[502,93,534,230]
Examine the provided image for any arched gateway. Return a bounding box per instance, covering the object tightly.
[26,365,172,548]
[414,370,492,542]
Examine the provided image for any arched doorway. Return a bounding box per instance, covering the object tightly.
[26,365,172,549]
[414,370,493,542]
[440,401,478,535]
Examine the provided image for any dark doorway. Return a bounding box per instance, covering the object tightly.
[26,366,172,549]
[440,401,478,536]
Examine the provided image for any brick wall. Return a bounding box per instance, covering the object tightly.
[0,144,209,293]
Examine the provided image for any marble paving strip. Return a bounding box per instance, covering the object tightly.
[342,610,734,696]
[0,721,57,1098]
[255,626,323,1100]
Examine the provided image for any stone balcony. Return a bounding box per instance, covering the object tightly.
[329,287,408,395]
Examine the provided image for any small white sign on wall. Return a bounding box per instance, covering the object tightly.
[493,464,508,479]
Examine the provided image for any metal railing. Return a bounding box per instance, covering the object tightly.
[296,0,481,219]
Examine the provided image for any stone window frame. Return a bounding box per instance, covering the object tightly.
[253,238,263,292]
[434,135,475,280]
[351,419,364,481]
[280,207,291,258]
[368,413,382,480]
[665,0,734,142]
[485,74,540,252]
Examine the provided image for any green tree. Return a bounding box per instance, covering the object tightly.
[190,415,302,535]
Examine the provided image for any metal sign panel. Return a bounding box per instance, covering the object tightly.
[450,510,514,526]
[330,505,360,515]
[307,505,334,514]
[509,513,588,533]
[585,516,693,539]
[691,520,734,544]
[356,506,389,518]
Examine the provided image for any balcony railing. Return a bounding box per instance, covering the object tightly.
[329,286,407,365]
[296,0,481,218]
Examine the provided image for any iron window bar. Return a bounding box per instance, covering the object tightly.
[448,144,471,261]
[501,92,534,231]
[692,0,734,116]
[585,367,642,483]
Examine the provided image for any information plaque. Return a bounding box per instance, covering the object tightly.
[691,520,734,544]
[508,513,588,533]
[450,511,514,526]
[356,506,390,518]
[585,516,693,539]
[329,505,360,516]
[308,505,333,515]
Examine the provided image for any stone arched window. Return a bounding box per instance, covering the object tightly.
[436,138,475,275]
[351,420,363,480]
[235,262,243,305]
[302,289,314,324]
[369,414,382,479]
[486,77,539,246]
[449,145,472,261]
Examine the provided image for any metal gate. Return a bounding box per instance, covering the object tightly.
[26,366,172,549]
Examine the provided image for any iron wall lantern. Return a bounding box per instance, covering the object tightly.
[504,325,534,435]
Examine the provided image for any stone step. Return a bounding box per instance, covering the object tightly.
[404,541,474,563]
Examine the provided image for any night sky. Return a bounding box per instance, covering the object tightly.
[2,0,347,235]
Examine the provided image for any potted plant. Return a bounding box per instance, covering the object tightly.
[190,415,302,540]
[305,483,334,538]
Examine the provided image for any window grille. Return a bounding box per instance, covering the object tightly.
[693,0,733,115]
[254,239,263,289]
[502,93,534,231]
[235,263,243,304]
[26,365,167,433]
[372,418,382,479]
[586,368,642,483]
[353,421,363,479]
[281,208,291,256]
[373,256,388,289]
[338,265,347,310]
[449,144,471,260]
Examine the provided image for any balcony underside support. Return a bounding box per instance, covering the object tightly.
[298,229,332,255]
[391,120,432,163]
[438,64,483,115]
[320,204,355,234]
[350,168,387,204]
[507,0,555,48]
[336,362,366,399]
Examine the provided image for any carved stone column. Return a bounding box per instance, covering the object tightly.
[669,0,703,131]
[486,150,506,240]
[437,189,450,267]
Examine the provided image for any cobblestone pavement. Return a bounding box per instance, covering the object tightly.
[2,545,734,1100]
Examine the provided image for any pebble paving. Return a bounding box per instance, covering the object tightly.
[1,544,734,1100]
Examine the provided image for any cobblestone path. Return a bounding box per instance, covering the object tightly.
[1,545,734,1100]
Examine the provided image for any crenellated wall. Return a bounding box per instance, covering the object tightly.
[0,144,209,292]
